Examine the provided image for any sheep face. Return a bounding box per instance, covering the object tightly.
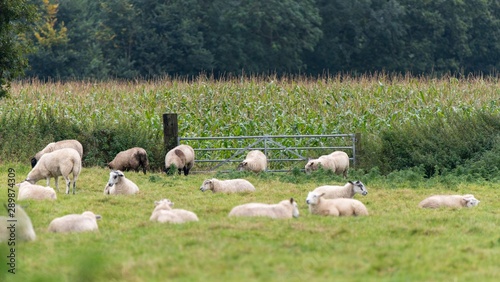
[464,196,480,207]
[290,198,300,218]
[304,160,320,173]
[154,199,174,209]
[236,161,248,171]
[306,192,324,205]
[199,179,213,192]
[106,170,124,188]
[350,180,368,196]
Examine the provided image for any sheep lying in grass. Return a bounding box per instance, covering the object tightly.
[305,151,350,177]
[25,148,82,194]
[108,147,149,174]
[228,198,299,219]
[31,139,83,168]
[418,194,480,209]
[306,192,369,216]
[164,144,195,176]
[199,178,256,193]
[104,170,139,195]
[149,199,198,223]
[312,180,368,199]
[0,205,36,242]
[237,150,267,173]
[48,211,101,233]
[17,181,57,201]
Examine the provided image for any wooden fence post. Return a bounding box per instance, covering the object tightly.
[163,113,178,153]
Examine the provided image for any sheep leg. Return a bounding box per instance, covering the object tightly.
[183,167,189,176]
[63,175,71,194]
[53,177,59,192]
[72,172,78,194]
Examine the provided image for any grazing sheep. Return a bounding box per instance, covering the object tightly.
[199,178,256,193]
[419,194,480,209]
[306,192,369,217]
[164,144,195,176]
[312,180,368,199]
[104,170,139,195]
[48,211,101,233]
[108,147,149,174]
[305,151,350,178]
[237,150,267,173]
[31,139,83,168]
[25,148,82,194]
[228,198,299,219]
[149,199,198,223]
[17,181,57,201]
[0,205,36,242]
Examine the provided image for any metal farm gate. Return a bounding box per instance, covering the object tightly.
[177,134,360,173]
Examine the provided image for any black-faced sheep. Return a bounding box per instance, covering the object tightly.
[149,199,198,223]
[228,198,299,219]
[164,144,195,176]
[418,194,480,209]
[104,170,139,195]
[305,151,350,177]
[199,178,256,193]
[16,181,57,201]
[312,180,368,199]
[0,205,36,242]
[108,147,149,174]
[25,148,82,194]
[48,211,101,233]
[306,192,369,217]
[237,150,267,173]
[31,139,83,168]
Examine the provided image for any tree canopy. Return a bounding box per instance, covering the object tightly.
[17,0,500,80]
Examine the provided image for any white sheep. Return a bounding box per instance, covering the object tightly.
[199,178,256,193]
[149,199,198,223]
[16,181,57,201]
[104,170,139,195]
[31,139,83,168]
[25,148,82,194]
[0,205,36,242]
[237,150,267,173]
[228,198,299,219]
[108,147,149,174]
[305,150,350,177]
[418,194,480,209]
[48,211,101,233]
[312,180,368,199]
[306,191,369,217]
[164,144,195,176]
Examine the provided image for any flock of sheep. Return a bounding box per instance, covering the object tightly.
[0,139,481,243]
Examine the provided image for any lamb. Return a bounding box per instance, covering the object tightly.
[199,178,256,193]
[25,148,82,194]
[31,139,83,168]
[149,199,198,223]
[164,144,195,176]
[418,194,480,209]
[237,150,267,173]
[0,204,36,242]
[16,181,57,201]
[108,147,149,174]
[48,211,101,233]
[305,150,350,178]
[228,198,299,219]
[306,191,369,217]
[104,170,139,195]
[312,180,368,199]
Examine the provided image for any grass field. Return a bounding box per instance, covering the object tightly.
[1,163,499,282]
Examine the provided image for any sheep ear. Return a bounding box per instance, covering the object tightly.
[348,180,354,184]
[95,215,102,220]
[319,193,325,197]
[290,198,294,204]
[154,201,160,206]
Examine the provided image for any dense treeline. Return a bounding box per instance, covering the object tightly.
[25,0,499,79]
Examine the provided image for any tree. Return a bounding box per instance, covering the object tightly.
[0,0,37,98]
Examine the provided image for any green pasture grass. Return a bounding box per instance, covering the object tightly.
[0,163,499,281]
